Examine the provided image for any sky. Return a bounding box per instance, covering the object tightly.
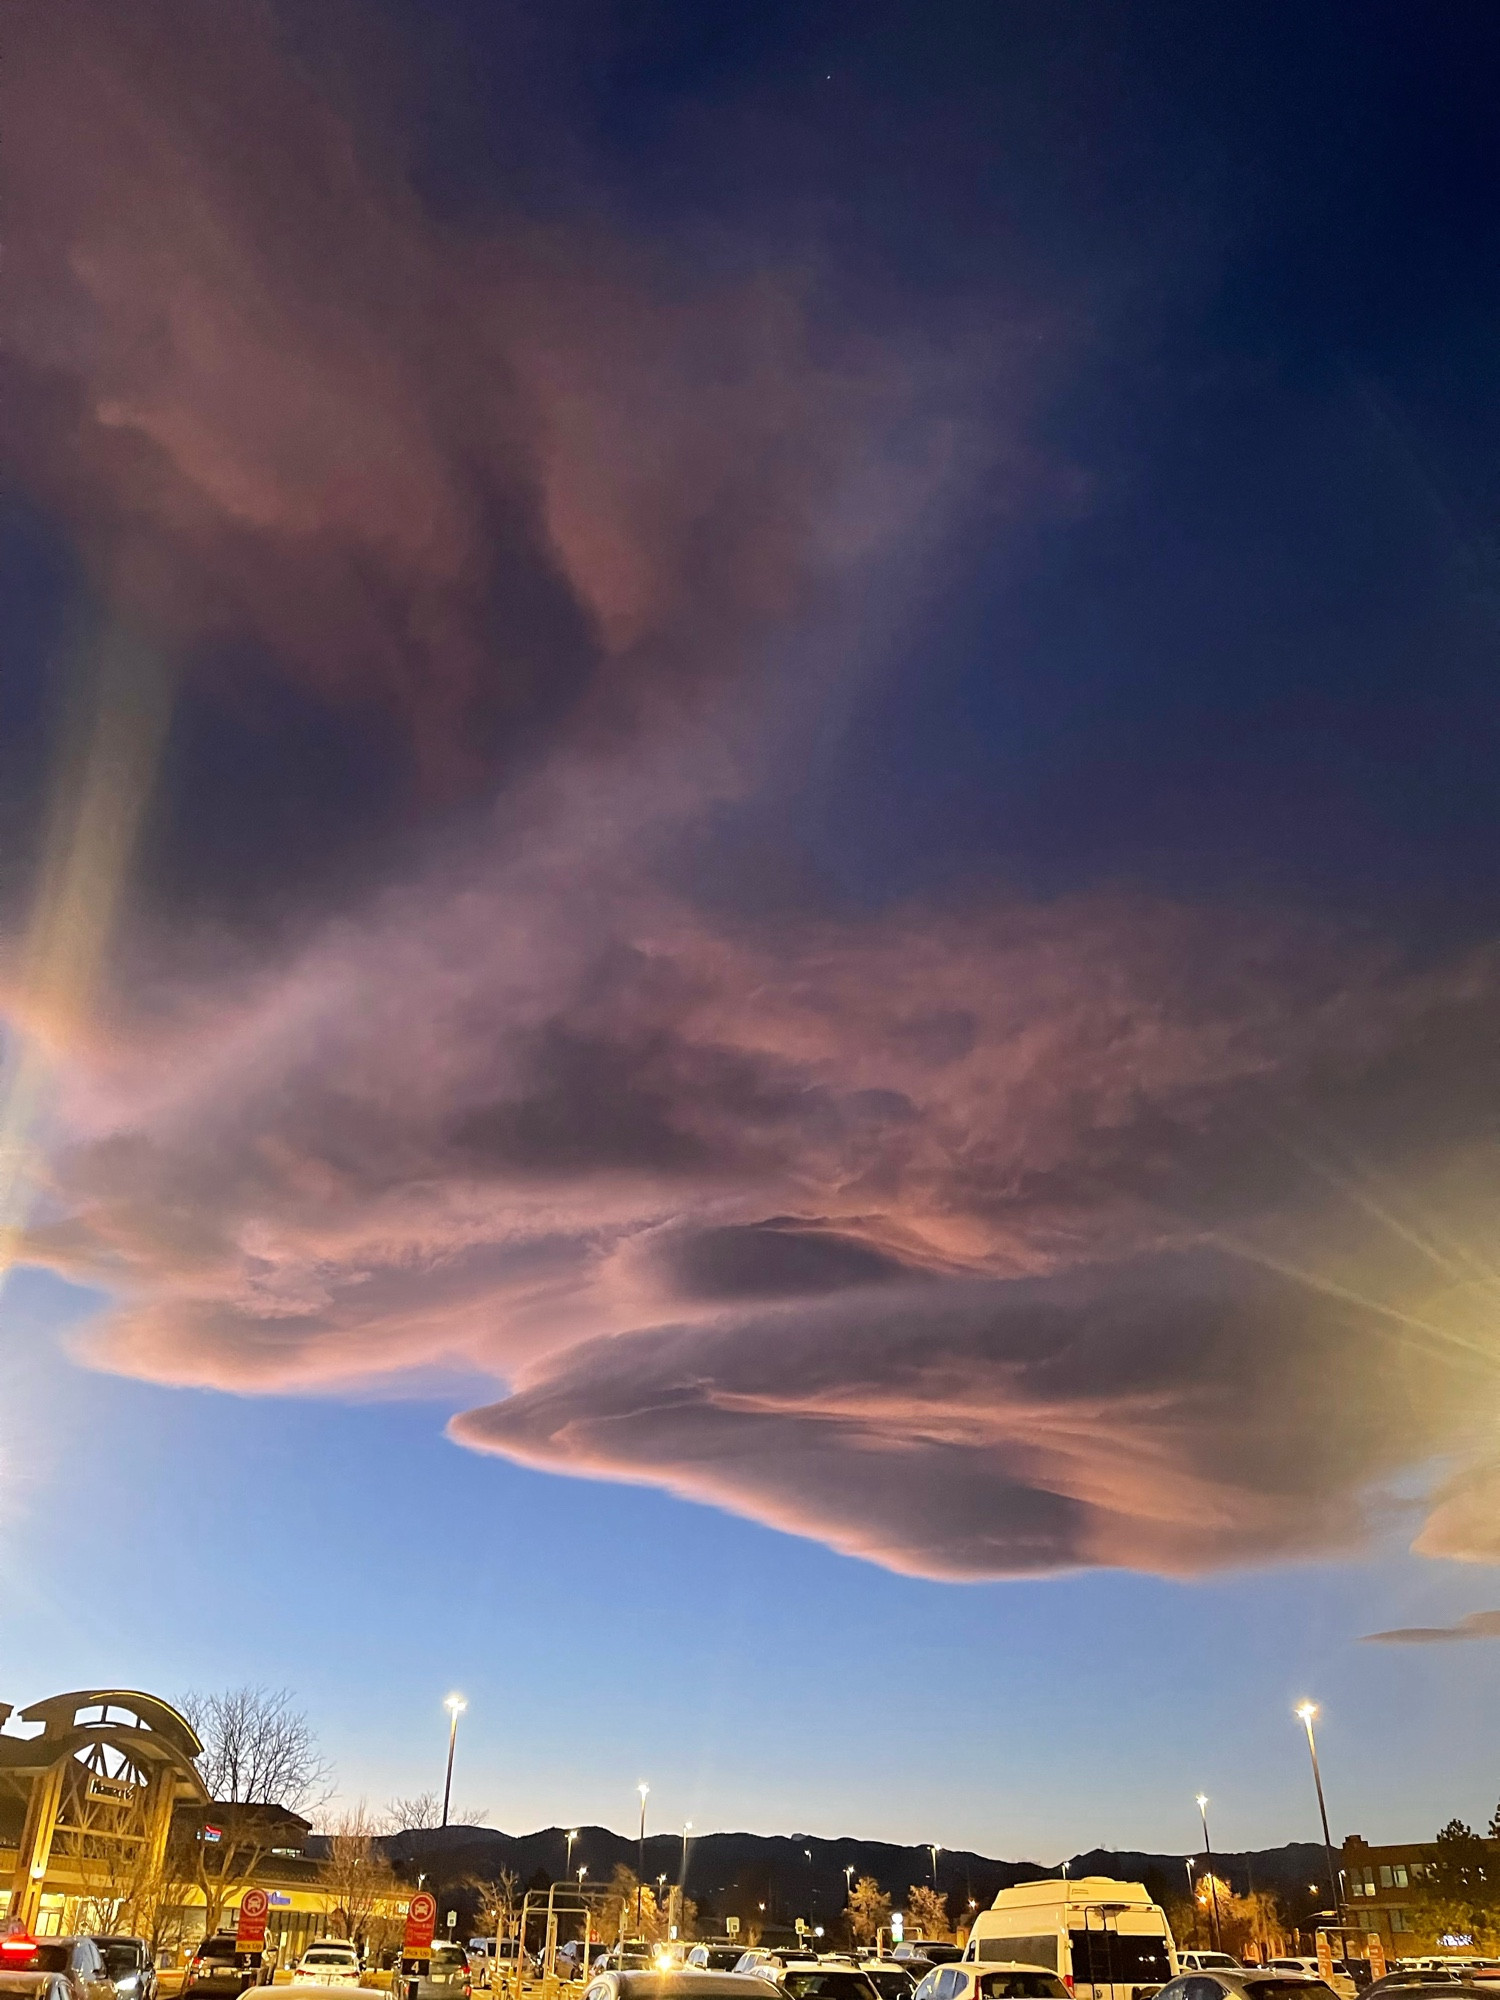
[2,0,1500,1858]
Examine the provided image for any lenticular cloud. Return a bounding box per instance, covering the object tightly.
[9,0,1500,1584]
[34,814,1500,1578]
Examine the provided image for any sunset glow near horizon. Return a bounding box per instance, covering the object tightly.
[1,0,1499,1861]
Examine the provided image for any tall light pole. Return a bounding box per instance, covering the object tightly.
[636,1784,649,1928]
[1296,1703,1345,1935]
[441,1694,467,1828]
[1196,1796,1223,1952]
[930,1846,941,1891]
[566,1830,579,1880]
[1186,1860,1199,1948]
[681,1823,693,1890]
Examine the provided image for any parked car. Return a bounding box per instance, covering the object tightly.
[597,1950,662,1976]
[557,1943,610,1982]
[1180,1963,1243,1976]
[1365,1978,1474,1997]
[899,1953,964,1971]
[585,1977,783,2000]
[292,1944,362,1988]
[689,1953,749,1975]
[0,1968,73,2000]
[91,1938,157,2000]
[399,1943,473,2000]
[184,1937,268,1998]
[733,1956,788,1980]
[0,1939,116,2000]
[915,1967,1071,2000]
[778,1969,883,2000]
[1153,1969,1342,2000]
[860,1963,919,2000]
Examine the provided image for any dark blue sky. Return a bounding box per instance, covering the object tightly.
[2,0,1500,1847]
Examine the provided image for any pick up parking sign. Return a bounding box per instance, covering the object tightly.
[236,1891,269,1956]
[404,1893,438,1959]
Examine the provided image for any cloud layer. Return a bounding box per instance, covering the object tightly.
[29,832,1500,1577]
[6,0,1500,1584]
[1362,1611,1500,1644]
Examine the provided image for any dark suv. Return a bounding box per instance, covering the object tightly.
[92,1939,157,2000]
[183,1939,266,1997]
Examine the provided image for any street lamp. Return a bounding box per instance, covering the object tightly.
[1195,1796,1223,1952]
[1296,1703,1346,1934]
[566,1830,579,1879]
[682,1823,693,1890]
[636,1784,650,1927]
[1186,1860,1199,1949]
[441,1695,467,1828]
[930,1846,941,1891]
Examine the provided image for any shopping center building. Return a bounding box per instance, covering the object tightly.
[0,1688,408,1962]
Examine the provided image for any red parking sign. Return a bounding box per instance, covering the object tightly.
[236,1891,269,1954]
[404,1893,437,1958]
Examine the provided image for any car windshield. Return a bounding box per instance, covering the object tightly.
[978,1978,1069,2000]
[782,1976,878,2000]
[101,1948,144,1977]
[198,1942,240,1962]
[304,1952,355,1964]
[866,1976,915,1997]
[431,1949,465,1966]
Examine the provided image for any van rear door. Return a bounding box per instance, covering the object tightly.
[1067,1928,1173,2000]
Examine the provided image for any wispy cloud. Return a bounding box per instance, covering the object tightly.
[1362,1610,1500,1644]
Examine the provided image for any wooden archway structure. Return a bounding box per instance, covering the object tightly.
[1,1690,208,1933]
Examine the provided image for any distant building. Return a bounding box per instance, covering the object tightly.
[1341,1834,1497,1956]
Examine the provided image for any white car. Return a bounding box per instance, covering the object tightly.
[293,1945,362,1987]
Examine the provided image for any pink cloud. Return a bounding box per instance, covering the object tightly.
[24,818,1500,1575]
[1,0,992,804]
[7,0,1500,1584]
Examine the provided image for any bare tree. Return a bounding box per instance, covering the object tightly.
[387,1791,491,1832]
[387,1793,442,1833]
[321,1804,397,1950]
[475,1869,520,1941]
[182,1687,332,1935]
[125,1827,200,1959]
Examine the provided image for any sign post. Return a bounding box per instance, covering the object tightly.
[402,1891,438,1999]
[1315,1934,1334,1983]
[1368,1936,1387,1982]
[235,1889,269,1976]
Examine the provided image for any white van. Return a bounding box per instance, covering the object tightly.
[964,1878,1177,2000]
